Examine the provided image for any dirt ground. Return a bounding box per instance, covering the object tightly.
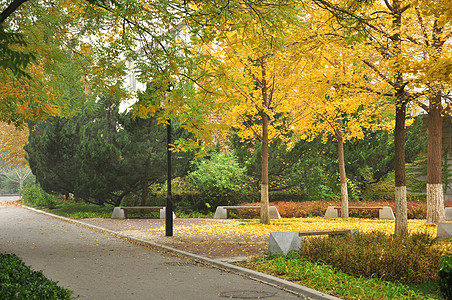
[81,218,269,260]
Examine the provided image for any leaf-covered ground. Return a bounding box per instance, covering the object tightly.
[81,217,452,259]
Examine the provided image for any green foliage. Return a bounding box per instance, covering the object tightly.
[22,184,58,209]
[0,26,36,79]
[187,151,247,211]
[44,200,115,219]
[301,232,443,284]
[0,253,72,299]
[438,256,452,300]
[26,95,194,206]
[230,117,427,201]
[243,254,435,300]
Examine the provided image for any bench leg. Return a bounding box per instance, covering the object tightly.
[445,207,452,221]
[269,206,281,219]
[438,223,452,240]
[324,206,338,219]
[379,207,395,220]
[213,206,228,219]
[268,232,302,255]
[160,207,177,219]
[111,207,126,219]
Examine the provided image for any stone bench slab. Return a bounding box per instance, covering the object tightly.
[268,229,359,255]
[213,206,281,219]
[111,207,176,219]
[324,206,395,220]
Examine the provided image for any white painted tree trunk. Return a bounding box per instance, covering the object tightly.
[340,182,349,218]
[426,183,445,224]
[261,183,270,224]
[395,186,408,235]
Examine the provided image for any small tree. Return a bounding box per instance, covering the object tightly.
[187,151,247,211]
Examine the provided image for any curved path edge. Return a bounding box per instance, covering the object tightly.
[21,205,341,300]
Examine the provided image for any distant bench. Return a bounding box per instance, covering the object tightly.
[269,228,359,254]
[111,206,176,219]
[214,206,281,219]
[324,206,395,220]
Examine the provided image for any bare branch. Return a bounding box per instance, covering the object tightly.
[0,0,28,24]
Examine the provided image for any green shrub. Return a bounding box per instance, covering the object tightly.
[438,256,452,300]
[22,184,58,209]
[362,191,426,202]
[301,231,442,284]
[187,151,248,211]
[0,253,72,299]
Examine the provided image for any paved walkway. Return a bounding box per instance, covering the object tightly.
[0,205,321,300]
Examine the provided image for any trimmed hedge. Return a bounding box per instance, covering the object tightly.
[0,253,72,299]
[236,201,448,219]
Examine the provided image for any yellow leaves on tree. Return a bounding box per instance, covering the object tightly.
[0,64,58,125]
[194,5,311,224]
[0,122,28,167]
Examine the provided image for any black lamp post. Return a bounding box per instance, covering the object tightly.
[165,86,173,237]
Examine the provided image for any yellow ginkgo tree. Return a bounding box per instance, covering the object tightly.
[196,7,310,224]
[296,39,392,218]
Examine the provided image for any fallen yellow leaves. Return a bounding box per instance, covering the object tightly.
[171,218,438,238]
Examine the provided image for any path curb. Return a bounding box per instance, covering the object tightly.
[21,205,341,300]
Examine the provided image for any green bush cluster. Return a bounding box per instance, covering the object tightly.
[438,256,452,300]
[301,232,442,284]
[362,190,426,202]
[0,253,72,299]
[22,184,58,209]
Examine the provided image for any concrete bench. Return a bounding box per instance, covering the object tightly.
[324,206,395,220]
[111,206,176,219]
[445,207,452,221]
[269,228,359,254]
[213,206,281,219]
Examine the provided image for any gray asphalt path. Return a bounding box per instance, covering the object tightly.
[0,206,302,300]
[0,195,21,202]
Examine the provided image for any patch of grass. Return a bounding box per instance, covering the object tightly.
[43,201,114,219]
[239,253,438,300]
[0,253,72,299]
[175,210,214,218]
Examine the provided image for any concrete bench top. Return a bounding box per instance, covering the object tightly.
[298,229,358,236]
[112,206,175,219]
[269,229,359,254]
[221,206,263,209]
[214,205,281,219]
[324,206,395,220]
[332,206,386,210]
[118,206,164,210]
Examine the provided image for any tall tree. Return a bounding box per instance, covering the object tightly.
[407,1,452,224]
[310,0,434,235]
[194,5,309,224]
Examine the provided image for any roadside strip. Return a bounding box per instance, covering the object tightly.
[21,205,341,300]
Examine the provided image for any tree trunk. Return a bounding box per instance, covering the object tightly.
[336,117,349,218]
[141,157,150,207]
[394,99,408,236]
[260,111,270,225]
[392,0,408,236]
[426,94,445,223]
[259,57,270,225]
[140,157,150,217]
